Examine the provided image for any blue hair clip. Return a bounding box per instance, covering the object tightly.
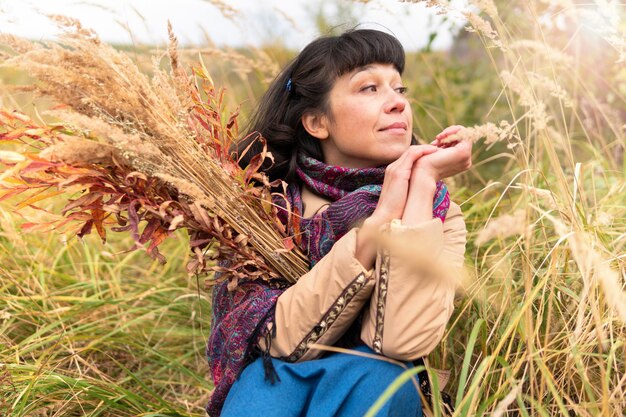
[286,78,293,93]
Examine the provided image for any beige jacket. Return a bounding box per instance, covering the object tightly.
[258,201,466,362]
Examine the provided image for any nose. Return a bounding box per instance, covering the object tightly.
[384,89,408,114]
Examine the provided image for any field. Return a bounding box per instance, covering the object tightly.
[1,1,624,416]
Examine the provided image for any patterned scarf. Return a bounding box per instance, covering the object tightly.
[206,153,450,416]
[286,154,449,266]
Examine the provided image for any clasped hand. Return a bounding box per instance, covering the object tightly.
[370,125,472,225]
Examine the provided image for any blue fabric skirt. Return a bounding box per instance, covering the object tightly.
[221,345,422,417]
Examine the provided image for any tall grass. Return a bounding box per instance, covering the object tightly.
[0,210,212,416]
[408,1,626,415]
[1,0,625,416]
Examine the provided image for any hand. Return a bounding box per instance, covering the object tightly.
[369,144,438,225]
[432,125,465,148]
[416,125,472,180]
[356,144,437,270]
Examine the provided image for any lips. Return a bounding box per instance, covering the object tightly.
[380,122,407,131]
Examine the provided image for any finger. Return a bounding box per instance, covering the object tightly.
[435,126,462,140]
[431,138,446,148]
[382,146,437,193]
[406,144,438,162]
[434,138,452,148]
[386,144,414,169]
[393,145,437,168]
[435,125,464,140]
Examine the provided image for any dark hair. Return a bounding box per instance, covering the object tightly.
[233,28,406,183]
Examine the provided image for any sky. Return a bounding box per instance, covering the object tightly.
[0,0,469,50]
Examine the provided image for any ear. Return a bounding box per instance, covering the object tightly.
[302,111,330,140]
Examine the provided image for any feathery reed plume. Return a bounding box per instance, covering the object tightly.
[463,9,505,50]
[550,215,626,323]
[500,70,550,129]
[439,121,518,146]
[0,19,308,286]
[205,0,239,19]
[470,0,498,19]
[509,40,573,66]
[475,209,527,246]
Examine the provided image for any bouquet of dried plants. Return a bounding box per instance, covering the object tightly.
[0,17,308,288]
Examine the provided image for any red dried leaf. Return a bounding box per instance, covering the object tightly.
[243,153,264,185]
[0,128,28,141]
[128,200,142,243]
[62,192,103,214]
[194,114,212,134]
[139,218,161,244]
[21,222,56,232]
[147,226,169,255]
[292,205,302,246]
[14,189,65,210]
[0,109,32,124]
[189,238,212,248]
[0,188,25,203]
[282,237,295,251]
[190,202,212,230]
[111,224,132,232]
[226,109,239,130]
[20,160,59,174]
[66,212,94,221]
[77,220,94,238]
[227,277,239,292]
[91,208,107,243]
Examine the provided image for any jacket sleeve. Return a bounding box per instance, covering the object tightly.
[360,201,466,361]
[257,227,375,362]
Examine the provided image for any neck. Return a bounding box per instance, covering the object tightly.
[301,185,331,218]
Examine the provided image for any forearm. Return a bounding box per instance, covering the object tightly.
[357,170,437,269]
[259,228,375,362]
[361,202,466,360]
[354,216,385,270]
[401,169,437,225]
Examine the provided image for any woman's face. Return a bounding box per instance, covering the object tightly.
[317,63,413,168]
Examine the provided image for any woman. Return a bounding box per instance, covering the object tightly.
[207,28,470,417]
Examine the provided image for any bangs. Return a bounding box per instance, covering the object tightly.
[329,29,405,78]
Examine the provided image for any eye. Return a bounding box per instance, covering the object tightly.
[360,84,377,92]
[396,86,408,95]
